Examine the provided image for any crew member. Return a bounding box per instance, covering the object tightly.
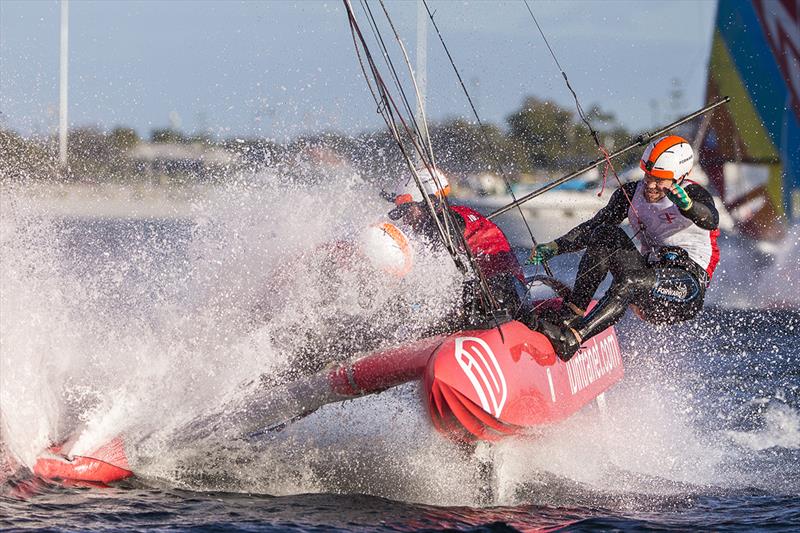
[387,166,525,313]
[528,135,720,361]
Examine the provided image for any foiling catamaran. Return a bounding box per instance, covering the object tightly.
[32,0,731,485]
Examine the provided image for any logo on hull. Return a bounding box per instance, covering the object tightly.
[454,337,507,417]
[565,333,622,395]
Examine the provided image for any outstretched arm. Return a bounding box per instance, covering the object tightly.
[554,181,637,253]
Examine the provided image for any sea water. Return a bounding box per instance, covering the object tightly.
[1,179,798,531]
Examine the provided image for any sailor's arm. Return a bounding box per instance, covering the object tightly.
[668,183,719,230]
[527,182,634,264]
[554,182,636,253]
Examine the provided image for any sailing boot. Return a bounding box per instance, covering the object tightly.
[537,319,583,362]
[558,285,636,361]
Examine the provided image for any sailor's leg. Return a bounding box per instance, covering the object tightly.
[635,267,705,324]
[573,269,655,339]
[569,225,642,311]
[543,268,655,361]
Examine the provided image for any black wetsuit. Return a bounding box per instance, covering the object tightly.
[554,180,719,348]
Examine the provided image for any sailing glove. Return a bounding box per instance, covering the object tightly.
[527,241,559,265]
[666,182,693,210]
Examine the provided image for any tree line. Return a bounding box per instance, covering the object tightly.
[0,96,643,185]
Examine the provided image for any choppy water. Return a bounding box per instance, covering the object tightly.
[1,183,799,531]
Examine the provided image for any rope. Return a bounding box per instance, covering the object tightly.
[522,0,645,245]
[421,0,553,276]
[344,0,501,314]
[523,0,600,147]
[522,2,633,195]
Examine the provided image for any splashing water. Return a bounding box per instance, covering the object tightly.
[1,174,799,515]
[707,227,800,309]
[0,173,462,475]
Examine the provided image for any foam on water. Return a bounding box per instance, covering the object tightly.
[708,226,800,309]
[0,171,461,472]
[725,402,800,451]
[1,174,798,508]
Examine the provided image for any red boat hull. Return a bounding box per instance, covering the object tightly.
[32,437,133,484]
[324,315,623,442]
[28,312,624,481]
[423,320,623,441]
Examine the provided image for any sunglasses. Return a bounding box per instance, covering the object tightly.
[643,173,674,185]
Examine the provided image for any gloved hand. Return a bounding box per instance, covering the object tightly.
[527,241,559,265]
[665,182,693,210]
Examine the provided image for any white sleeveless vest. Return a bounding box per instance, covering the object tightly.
[628,181,720,278]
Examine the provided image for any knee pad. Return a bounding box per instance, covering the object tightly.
[651,269,701,303]
[634,268,704,324]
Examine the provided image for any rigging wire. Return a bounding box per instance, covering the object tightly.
[343,0,501,315]
[346,3,448,251]
[377,0,435,161]
[357,0,457,250]
[375,0,511,318]
[421,0,555,278]
[519,1,732,307]
[353,0,456,255]
[374,0,451,241]
[521,0,641,227]
[358,0,425,149]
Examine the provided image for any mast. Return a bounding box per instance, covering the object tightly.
[58,0,69,173]
[414,0,428,147]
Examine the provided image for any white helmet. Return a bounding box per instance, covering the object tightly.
[388,166,450,220]
[393,166,450,205]
[640,135,694,181]
[358,222,414,277]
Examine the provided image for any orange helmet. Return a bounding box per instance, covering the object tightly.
[640,135,694,181]
[358,222,414,277]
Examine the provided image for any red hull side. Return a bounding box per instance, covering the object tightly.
[424,320,623,441]
[32,437,133,484]
[33,454,133,485]
[28,317,625,478]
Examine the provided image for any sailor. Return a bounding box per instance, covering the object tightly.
[528,135,720,361]
[387,166,525,312]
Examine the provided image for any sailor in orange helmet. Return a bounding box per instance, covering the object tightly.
[387,165,525,314]
[528,135,720,361]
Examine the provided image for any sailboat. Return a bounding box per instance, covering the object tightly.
[29,0,733,485]
[697,0,799,244]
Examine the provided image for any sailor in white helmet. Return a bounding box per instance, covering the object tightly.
[386,165,525,314]
[527,135,720,361]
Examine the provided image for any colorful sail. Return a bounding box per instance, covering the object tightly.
[699,0,799,241]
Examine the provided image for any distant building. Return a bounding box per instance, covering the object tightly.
[129,142,240,183]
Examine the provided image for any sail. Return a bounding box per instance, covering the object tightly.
[699,0,799,241]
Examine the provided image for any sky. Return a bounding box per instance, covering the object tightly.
[0,0,718,141]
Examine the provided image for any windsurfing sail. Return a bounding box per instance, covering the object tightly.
[698,0,800,241]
